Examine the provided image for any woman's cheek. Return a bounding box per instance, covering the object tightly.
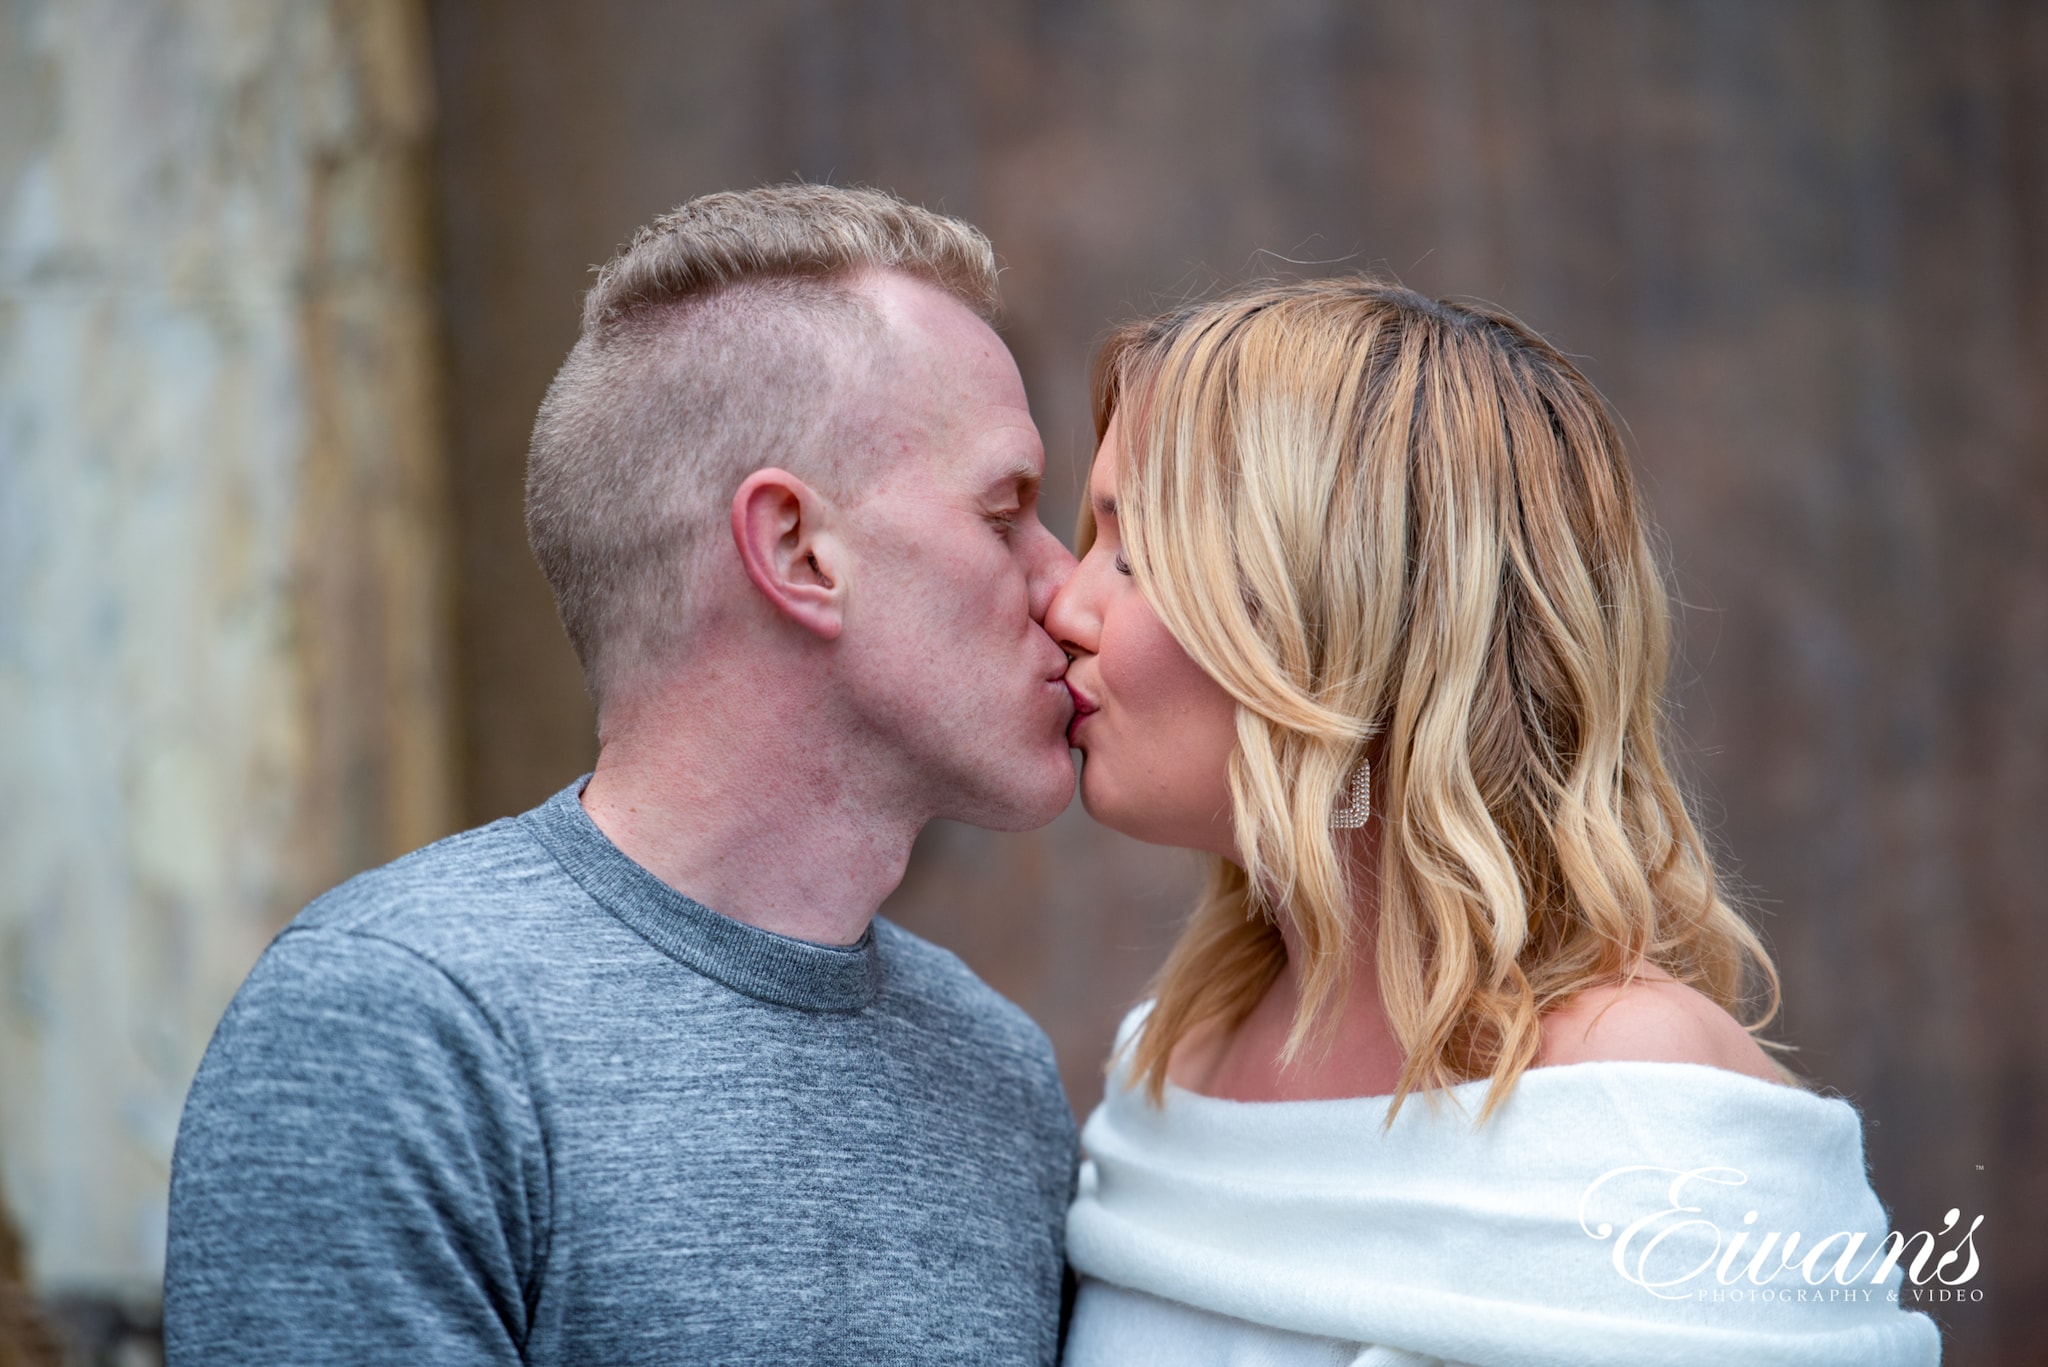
[1099,592,1240,848]
[1100,593,1189,718]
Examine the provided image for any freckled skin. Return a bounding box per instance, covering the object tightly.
[581,272,1078,947]
[832,276,1079,832]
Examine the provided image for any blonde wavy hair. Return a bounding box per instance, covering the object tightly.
[1085,278,1786,1119]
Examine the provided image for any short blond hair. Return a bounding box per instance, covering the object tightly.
[1088,279,1784,1119]
[527,184,999,710]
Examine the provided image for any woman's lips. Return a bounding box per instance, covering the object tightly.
[1065,681,1098,747]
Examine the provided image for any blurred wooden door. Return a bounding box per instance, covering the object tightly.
[426,3,2048,1358]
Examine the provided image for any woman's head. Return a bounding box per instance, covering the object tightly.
[1050,278,1779,1115]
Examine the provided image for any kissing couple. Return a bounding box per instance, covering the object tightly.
[163,186,1940,1366]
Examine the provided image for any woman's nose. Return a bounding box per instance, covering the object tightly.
[1044,561,1099,656]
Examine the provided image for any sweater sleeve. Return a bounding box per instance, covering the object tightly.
[164,927,549,1365]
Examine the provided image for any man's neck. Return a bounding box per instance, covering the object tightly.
[577,677,923,948]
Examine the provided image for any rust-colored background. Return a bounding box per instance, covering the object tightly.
[426,3,2044,1360]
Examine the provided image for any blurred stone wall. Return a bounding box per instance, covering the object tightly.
[0,0,453,1301]
[427,2,2045,1359]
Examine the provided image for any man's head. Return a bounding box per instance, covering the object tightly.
[526,185,1076,829]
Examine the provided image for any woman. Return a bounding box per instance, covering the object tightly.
[1047,281,1942,1366]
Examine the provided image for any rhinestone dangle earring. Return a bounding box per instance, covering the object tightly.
[1330,757,1372,830]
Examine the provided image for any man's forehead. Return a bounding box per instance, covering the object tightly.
[850,271,1040,482]
[862,273,1023,396]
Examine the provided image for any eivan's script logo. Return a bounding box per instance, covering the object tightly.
[1578,1166,1983,1301]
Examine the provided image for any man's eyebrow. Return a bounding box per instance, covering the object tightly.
[985,459,1042,499]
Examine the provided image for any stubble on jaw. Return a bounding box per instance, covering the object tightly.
[827,274,1074,830]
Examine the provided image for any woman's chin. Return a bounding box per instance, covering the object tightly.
[1078,778,1210,853]
[1074,773,1141,841]
[1074,774,1111,827]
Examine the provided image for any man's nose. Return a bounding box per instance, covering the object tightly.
[1027,526,1079,624]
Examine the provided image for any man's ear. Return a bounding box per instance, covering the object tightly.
[731,468,846,640]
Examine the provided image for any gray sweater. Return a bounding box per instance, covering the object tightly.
[164,779,1078,1365]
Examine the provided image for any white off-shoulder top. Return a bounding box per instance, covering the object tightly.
[1063,1004,1944,1367]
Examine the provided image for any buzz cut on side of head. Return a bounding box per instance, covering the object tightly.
[525,183,1001,715]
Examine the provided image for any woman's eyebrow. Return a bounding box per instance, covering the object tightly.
[1094,495,1118,519]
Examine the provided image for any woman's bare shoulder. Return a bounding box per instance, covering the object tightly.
[1537,973,1785,1084]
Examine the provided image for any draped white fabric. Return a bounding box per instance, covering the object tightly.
[1064,1005,1943,1367]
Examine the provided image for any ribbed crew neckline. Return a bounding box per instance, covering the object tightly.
[523,777,882,1013]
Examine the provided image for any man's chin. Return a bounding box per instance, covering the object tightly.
[946,749,1077,833]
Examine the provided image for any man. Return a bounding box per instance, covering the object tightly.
[165,185,1081,1365]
